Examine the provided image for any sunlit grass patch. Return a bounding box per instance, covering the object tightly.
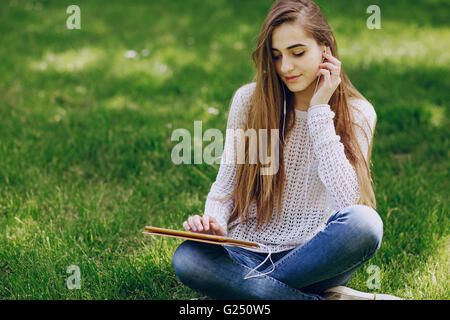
[29,47,105,72]
[337,22,450,69]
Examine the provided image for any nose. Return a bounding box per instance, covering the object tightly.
[280,56,294,74]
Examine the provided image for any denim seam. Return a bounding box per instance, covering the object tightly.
[227,254,321,300]
[361,246,380,264]
[322,250,378,284]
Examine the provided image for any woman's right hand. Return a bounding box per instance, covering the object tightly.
[183,214,226,236]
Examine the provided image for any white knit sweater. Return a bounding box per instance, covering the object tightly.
[204,82,377,253]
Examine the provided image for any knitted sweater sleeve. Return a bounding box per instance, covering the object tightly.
[307,100,376,211]
[203,84,253,235]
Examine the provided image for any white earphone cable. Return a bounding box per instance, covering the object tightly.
[281,46,324,145]
[240,47,326,281]
[223,243,283,280]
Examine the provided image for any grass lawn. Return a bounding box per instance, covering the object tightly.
[0,0,448,299]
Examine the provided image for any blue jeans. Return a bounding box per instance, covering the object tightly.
[172,204,383,300]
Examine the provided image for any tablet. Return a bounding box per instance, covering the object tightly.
[143,226,260,249]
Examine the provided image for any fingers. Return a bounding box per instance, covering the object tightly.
[324,69,331,84]
[187,215,204,232]
[183,215,213,233]
[183,214,225,236]
[209,221,219,231]
[319,62,339,74]
[321,46,341,79]
[323,47,341,66]
[317,68,330,82]
[207,216,224,235]
[210,222,222,232]
[202,215,210,231]
[209,219,226,236]
[317,68,338,87]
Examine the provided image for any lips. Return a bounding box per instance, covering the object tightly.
[286,75,301,82]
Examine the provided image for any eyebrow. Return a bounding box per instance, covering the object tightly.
[271,43,307,51]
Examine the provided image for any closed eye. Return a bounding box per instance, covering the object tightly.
[272,52,305,60]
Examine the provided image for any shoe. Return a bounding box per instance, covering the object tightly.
[323,286,403,300]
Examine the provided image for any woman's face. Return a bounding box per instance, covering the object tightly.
[271,22,323,93]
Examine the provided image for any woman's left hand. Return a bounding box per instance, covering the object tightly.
[309,46,342,107]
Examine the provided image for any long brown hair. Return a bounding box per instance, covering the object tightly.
[211,0,377,229]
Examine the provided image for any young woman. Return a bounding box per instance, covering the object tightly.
[172,0,401,300]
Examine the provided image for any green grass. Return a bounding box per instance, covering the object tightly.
[0,0,448,299]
